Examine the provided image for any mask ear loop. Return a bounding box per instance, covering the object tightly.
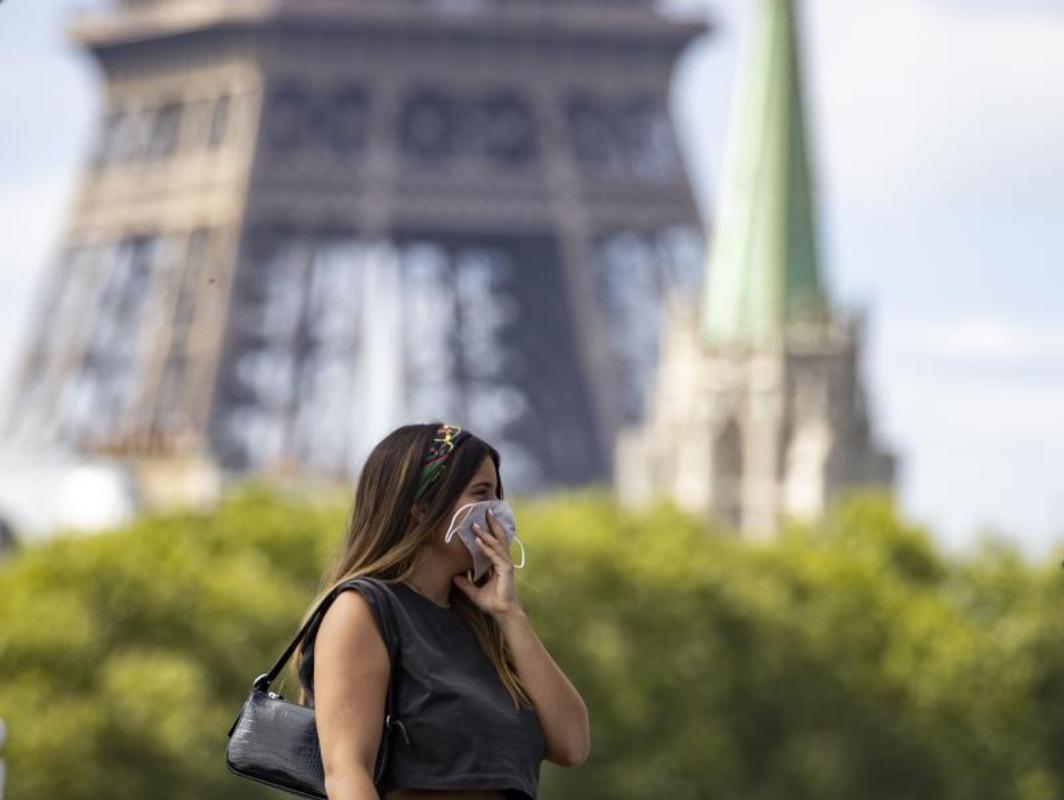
[444,502,476,543]
[511,536,526,569]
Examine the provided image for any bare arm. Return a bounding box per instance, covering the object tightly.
[498,609,591,768]
[455,514,591,769]
[313,591,391,800]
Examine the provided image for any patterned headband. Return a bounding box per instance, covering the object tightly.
[414,424,473,501]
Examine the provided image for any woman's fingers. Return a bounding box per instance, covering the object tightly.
[475,512,502,548]
[473,523,501,554]
[483,509,504,540]
[473,522,512,568]
[474,534,497,559]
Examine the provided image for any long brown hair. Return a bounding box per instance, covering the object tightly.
[290,421,533,710]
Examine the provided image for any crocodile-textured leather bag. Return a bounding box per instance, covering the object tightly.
[225,577,409,798]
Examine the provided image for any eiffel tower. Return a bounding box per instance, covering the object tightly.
[4,0,707,494]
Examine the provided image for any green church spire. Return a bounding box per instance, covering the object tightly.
[700,0,829,349]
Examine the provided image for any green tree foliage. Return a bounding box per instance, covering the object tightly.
[0,483,1060,799]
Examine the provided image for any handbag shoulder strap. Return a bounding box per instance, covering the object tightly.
[255,576,402,718]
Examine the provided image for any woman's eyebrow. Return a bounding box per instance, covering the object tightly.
[470,480,495,489]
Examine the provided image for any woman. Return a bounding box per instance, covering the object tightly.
[292,422,591,800]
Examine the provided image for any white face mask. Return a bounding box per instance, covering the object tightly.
[444,498,525,582]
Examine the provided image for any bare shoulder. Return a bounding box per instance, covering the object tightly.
[313,586,391,773]
[316,587,389,666]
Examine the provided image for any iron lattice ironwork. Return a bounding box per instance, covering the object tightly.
[5,0,708,493]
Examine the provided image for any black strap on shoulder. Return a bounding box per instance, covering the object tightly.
[253,576,403,725]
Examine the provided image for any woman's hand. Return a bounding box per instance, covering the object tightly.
[452,509,524,620]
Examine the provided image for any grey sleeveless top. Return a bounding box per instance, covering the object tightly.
[297,576,547,800]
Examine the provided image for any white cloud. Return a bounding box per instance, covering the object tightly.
[811,1,1064,205]
[890,315,1064,366]
[922,0,1064,21]
[889,375,1064,438]
[863,311,1064,555]
[878,315,1064,438]
[673,0,1064,211]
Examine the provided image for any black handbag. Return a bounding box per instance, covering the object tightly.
[225,576,410,798]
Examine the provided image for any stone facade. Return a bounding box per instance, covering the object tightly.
[616,296,895,538]
[614,0,895,536]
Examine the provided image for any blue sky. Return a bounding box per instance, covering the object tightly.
[1,1,1062,558]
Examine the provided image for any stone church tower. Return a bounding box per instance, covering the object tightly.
[615,0,895,537]
[3,0,707,497]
